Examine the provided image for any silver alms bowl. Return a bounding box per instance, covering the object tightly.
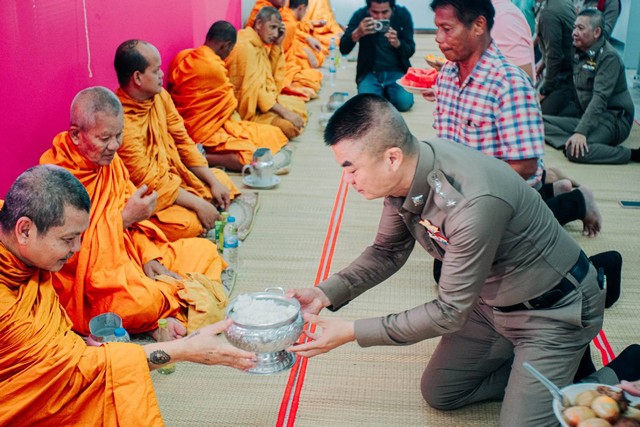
[225,288,304,374]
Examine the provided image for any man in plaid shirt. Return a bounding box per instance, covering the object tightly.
[427,0,602,238]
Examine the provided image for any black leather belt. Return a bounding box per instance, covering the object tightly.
[492,251,590,313]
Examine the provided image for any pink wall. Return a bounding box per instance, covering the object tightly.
[0,0,241,196]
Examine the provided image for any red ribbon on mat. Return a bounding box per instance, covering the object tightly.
[276,172,350,427]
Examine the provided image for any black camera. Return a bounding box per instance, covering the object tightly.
[373,19,390,33]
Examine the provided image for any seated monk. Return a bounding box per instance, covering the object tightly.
[40,87,227,336]
[305,0,345,51]
[0,164,255,425]
[248,0,325,71]
[247,0,323,101]
[114,39,257,242]
[168,20,290,172]
[226,6,308,139]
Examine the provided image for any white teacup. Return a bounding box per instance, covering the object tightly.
[243,148,275,186]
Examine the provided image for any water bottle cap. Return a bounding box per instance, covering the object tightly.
[227,216,236,223]
[114,327,127,337]
[158,318,168,327]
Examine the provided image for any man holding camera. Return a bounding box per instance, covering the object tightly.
[340,0,415,112]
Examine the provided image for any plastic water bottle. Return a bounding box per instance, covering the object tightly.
[156,319,176,375]
[328,37,337,86]
[222,216,239,271]
[113,327,130,342]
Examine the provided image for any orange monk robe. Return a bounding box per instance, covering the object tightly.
[167,45,288,165]
[281,5,326,72]
[225,27,308,137]
[116,88,240,242]
[0,244,163,426]
[247,0,322,100]
[306,0,344,51]
[40,132,225,335]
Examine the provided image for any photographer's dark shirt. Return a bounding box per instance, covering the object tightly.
[373,32,403,72]
[340,5,415,84]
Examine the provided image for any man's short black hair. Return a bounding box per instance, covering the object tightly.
[578,8,604,36]
[366,0,396,9]
[430,0,495,31]
[205,20,237,44]
[324,93,416,157]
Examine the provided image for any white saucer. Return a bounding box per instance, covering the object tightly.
[242,174,280,189]
[396,79,433,95]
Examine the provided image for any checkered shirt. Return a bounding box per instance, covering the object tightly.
[434,42,545,185]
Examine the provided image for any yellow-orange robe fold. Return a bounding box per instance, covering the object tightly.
[116,88,240,241]
[225,27,308,136]
[168,45,288,165]
[0,243,163,425]
[40,132,225,335]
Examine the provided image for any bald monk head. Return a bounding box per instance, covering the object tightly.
[114,39,164,101]
[253,6,284,45]
[69,86,124,167]
[289,0,309,20]
[0,164,90,272]
[205,20,237,60]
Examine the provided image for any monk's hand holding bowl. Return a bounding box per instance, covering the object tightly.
[180,319,257,371]
[122,185,158,228]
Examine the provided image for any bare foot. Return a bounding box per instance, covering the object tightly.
[577,186,601,238]
[150,317,187,341]
[552,179,573,197]
[546,166,581,187]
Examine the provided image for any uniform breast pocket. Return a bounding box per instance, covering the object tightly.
[574,67,595,91]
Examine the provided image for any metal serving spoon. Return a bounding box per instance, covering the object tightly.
[523,362,572,409]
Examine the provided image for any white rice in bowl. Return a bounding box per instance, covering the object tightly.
[231,294,297,326]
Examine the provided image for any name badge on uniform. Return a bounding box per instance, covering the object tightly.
[419,219,449,245]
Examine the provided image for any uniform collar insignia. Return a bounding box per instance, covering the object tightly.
[411,195,424,206]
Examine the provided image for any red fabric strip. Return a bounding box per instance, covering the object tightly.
[277,173,350,427]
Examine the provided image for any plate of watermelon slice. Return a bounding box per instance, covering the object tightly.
[396,67,438,95]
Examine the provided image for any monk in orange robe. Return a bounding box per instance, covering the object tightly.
[40,87,225,336]
[285,0,327,68]
[0,165,255,425]
[246,1,322,101]
[168,20,289,171]
[114,40,251,242]
[227,7,308,139]
[305,0,344,50]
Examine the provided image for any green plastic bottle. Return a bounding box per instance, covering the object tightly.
[156,319,176,375]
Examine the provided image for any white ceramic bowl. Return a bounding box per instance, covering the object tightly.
[554,383,640,426]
